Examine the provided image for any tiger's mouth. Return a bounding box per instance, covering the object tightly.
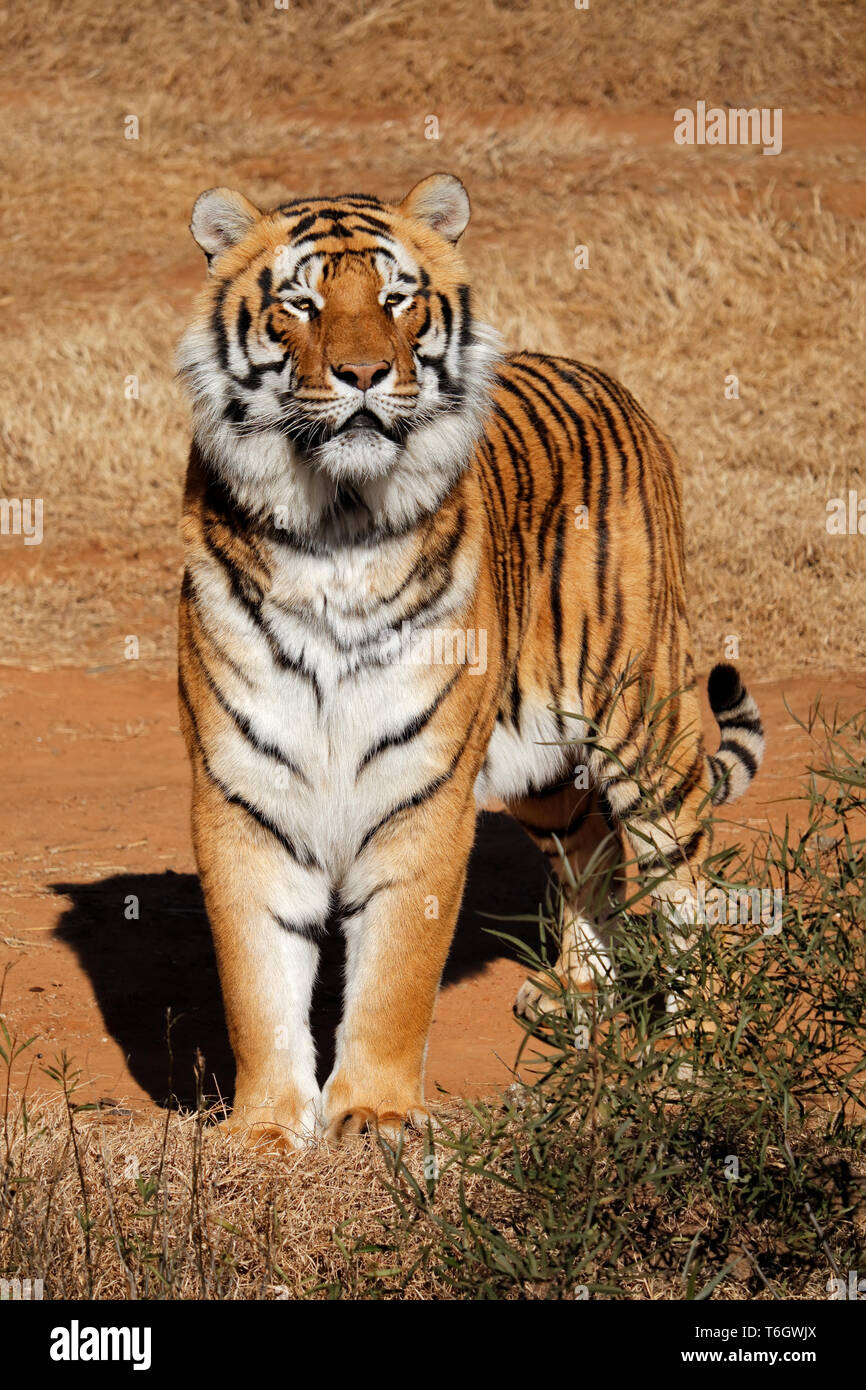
[326,407,416,446]
[338,409,389,436]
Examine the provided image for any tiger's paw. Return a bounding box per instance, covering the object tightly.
[324,1102,432,1147]
[219,1095,318,1154]
[514,917,614,1025]
[514,972,595,1025]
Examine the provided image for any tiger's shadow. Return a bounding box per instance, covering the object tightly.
[51,811,549,1108]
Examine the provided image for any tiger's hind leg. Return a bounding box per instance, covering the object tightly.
[593,678,713,1027]
[509,783,625,1022]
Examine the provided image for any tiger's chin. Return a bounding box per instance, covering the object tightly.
[312,425,402,483]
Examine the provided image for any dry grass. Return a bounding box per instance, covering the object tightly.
[4,0,864,116]
[1,3,865,673]
[2,1089,862,1301]
[0,1086,438,1300]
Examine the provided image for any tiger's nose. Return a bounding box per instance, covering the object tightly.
[333,360,392,391]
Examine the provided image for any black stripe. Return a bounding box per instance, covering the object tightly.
[358,705,482,853]
[495,371,565,569]
[600,584,624,688]
[514,807,589,840]
[718,737,759,778]
[604,787,643,820]
[595,514,609,625]
[510,361,600,574]
[577,613,590,697]
[272,913,321,942]
[346,212,394,236]
[456,284,473,346]
[338,880,397,922]
[438,292,453,342]
[184,578,254,688]
[523,777,575,800]
[356,667,463,775]
[179,673,321,870]
[596,787,619,833]
[716,714,763,735]
[640,826,705,871]
[549,508,567,735]
[658,751,704,815]
[707,754,727,793]
[508,668,522,728]
[289,212,318,239]
[415,302,431,340]
[187,622,309,784]
[201,521,263,607]
[490,401,534,513]
[236,300,251,346]
[201,525,323,707]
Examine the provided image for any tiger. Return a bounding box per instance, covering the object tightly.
[176,172,764,1149]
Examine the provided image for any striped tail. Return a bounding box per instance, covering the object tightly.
[706,663,765,806]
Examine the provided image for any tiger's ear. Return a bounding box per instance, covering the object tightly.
[399,174,470,243]
[189,187,262,266]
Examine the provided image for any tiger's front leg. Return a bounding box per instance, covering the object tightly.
[322,795,477,1144]
[189,761,330,1152]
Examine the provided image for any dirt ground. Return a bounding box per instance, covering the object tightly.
[1,2,865,1118]
[1,665,863,1115]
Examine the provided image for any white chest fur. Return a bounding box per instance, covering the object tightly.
[190,530,486,876]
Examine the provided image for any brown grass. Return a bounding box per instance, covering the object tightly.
[4,0,865,116]
[3,1082,861,1301]
[1,2,865,674]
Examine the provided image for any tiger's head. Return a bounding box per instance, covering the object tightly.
[177,174,499,543]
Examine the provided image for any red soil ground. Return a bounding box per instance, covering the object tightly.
[2,666,863,1116]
